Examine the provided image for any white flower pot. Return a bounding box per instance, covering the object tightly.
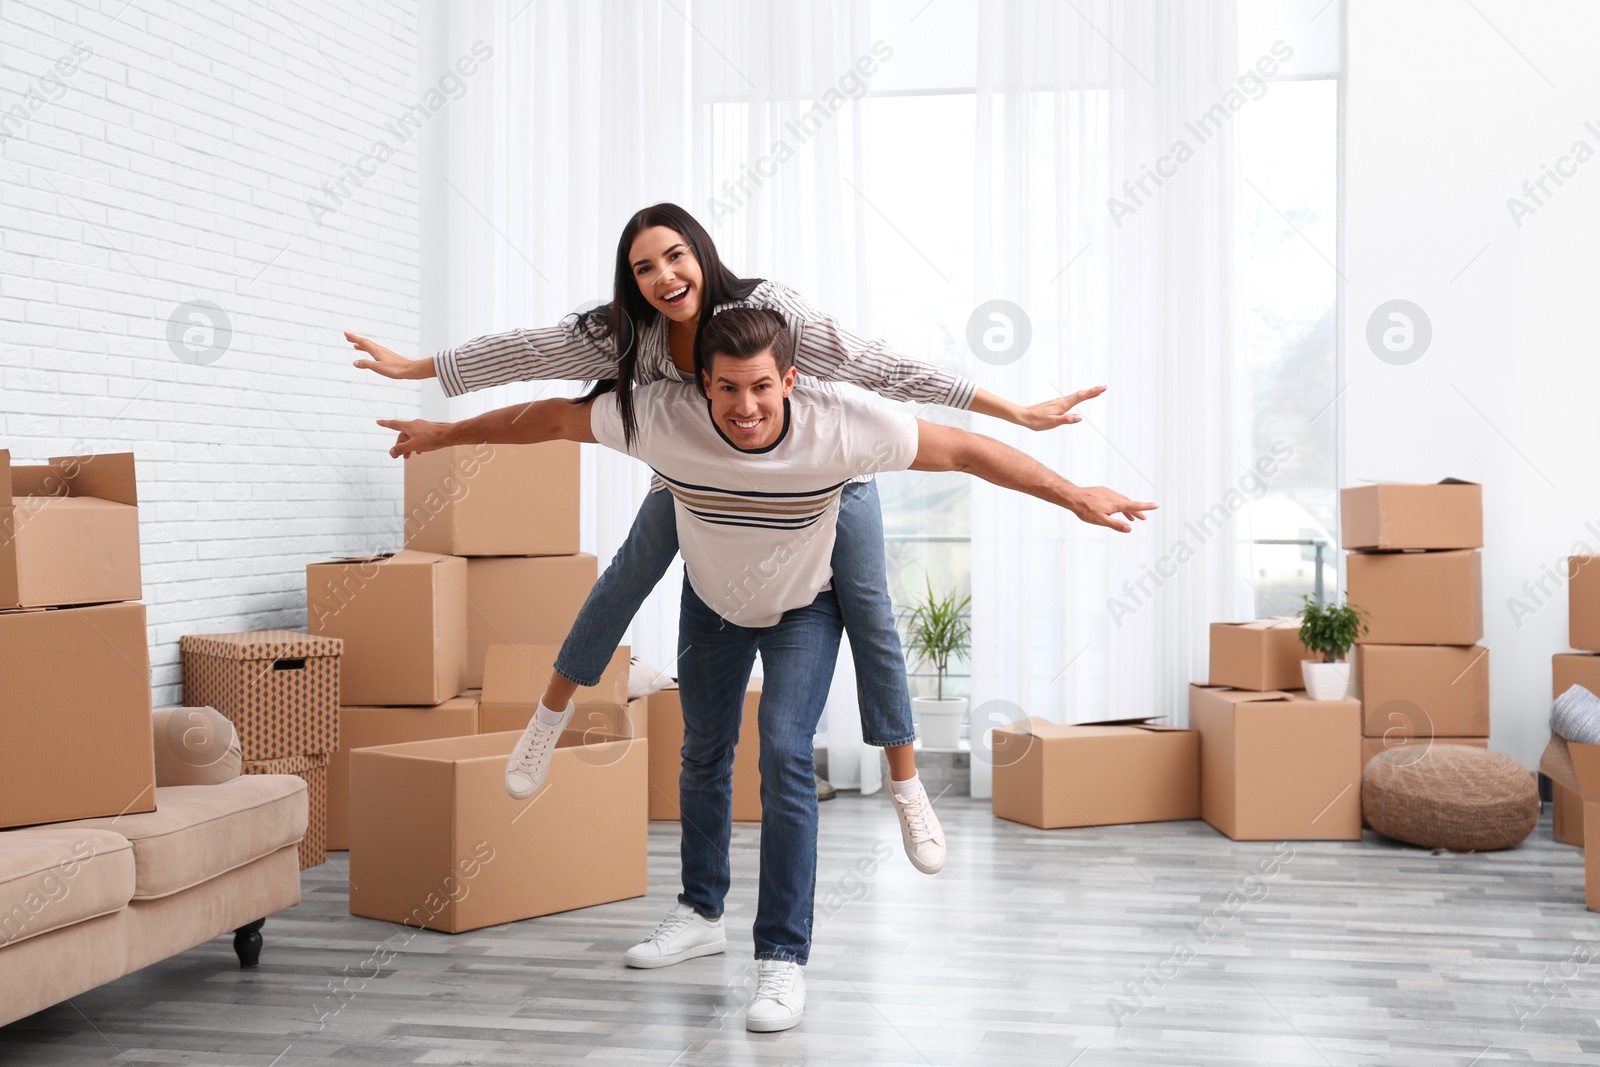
[1301,659,1351,701]
[913,697,966,750]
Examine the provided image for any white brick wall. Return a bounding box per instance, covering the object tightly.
[1,0,426,706]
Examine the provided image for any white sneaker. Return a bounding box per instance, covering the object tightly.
[504,702,573,799]
[745,960,805,1032]
[623,903,726,969]
[892,783,946,874]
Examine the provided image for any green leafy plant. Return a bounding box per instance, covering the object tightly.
[899,578,972,700]
[1297,594,1368,663]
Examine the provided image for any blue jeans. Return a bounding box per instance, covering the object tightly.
[675,579,839,964]
[553,480,916,747]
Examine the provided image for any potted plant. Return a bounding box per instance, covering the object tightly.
[1297,594,1368,700]
[900,578,971,750]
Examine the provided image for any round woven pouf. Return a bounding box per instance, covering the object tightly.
[1362,744,1539,851]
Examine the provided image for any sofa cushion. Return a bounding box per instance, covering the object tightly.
[52,775,307,900]
[0,828,134,947]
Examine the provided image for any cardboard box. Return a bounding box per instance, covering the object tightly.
[348,728,647,932]
[404,442,580,557]
[991,717,1199,829]
[1345,549,1483,646]
[1,451,141,609]
[1553,780,1584,847]
[647,681,762,822]
[180,629,343,760]
[1567,742,1600,910]
[1570,556,1600,653]
[1340,479,1482,551]
[1355,644,1489,738]
[325,695,480,851]
[1554,652,1600,700]
[0,603,156,828]
[307,550,467,706]
[1209,619,1307,691]
[1188,685,1362,840]
[465,554,597,688]
[242,752,329,870]
[475,643,631,734]
[1361,734,1487,769]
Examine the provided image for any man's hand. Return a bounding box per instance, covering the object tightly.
[1066,486,1158,533]
[377,418,453,458]
[1015,385,1106,431]
[348,332,432,380]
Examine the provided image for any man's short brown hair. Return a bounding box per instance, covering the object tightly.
[694,307,795,389]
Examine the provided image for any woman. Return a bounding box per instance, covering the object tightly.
[349,203,1102,874]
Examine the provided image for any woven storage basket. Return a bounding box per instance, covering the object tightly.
[1362,743,1538,851]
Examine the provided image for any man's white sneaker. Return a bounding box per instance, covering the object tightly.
[892,783,946,874]
[623,903,727,969]
[745,960,805,1032]
[504,701,573,800]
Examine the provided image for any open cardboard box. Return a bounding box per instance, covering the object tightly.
[991,716,1198,830]
[1541,737,1600,910]
[1339,478,1482,551]
[348,726,647,933]
[1,450,141,609]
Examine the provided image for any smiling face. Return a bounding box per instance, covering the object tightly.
[701,349,797,450]
[629,226,704,325]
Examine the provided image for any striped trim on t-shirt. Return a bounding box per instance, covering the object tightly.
[654,470,849,533]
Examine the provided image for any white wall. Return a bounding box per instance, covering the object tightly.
[1344,0,1600,768]
[0,0,423,706]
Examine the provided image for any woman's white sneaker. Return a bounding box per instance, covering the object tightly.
[504,701,573,799]
[623,903,726,969]
[745,960,805,1032]
[891,783,946,874]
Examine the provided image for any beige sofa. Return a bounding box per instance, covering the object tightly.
[0,708,307,1027]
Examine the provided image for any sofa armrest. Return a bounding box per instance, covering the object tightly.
[151,707,242,786]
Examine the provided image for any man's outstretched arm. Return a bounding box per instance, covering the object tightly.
[377,397,599,458]
[910,420,1156,533]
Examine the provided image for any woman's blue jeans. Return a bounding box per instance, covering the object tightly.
[552,479,916,747]
[674,579,839,963]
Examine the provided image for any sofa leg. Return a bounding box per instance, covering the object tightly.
[233,919,266,968]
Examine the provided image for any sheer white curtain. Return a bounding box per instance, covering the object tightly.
[968,0,1250,797]
[423,1,1249,792]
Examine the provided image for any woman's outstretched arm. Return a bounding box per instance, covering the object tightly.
[348,314,620,397]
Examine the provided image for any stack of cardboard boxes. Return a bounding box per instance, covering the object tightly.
[306,441,605,851]
[1,451,157,830]
[1189,622,1363,840]
[1341,481,1489,770]
[1550,556,1600,846]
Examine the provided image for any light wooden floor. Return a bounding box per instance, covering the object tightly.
[4,794,1599,1066]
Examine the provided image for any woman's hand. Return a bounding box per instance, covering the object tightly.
[1015,385,1107,431]
[377,418,452,459]
[348,332,434,380]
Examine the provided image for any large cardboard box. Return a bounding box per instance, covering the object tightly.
[1566,743,1600,911]
[307,550,467,706]
[1209,619,1307,691]
[326,695,480,851]
[1361,734,1487,769]
[1554,652,1600,699]
[242,752,329,870]
[180,629,343,760]
[1354,644,1489,738]
[404,442,580,557]
[647,681,762,822]
[475,643,631,735]
[1345,549,1483,646]
[1553,780,1584,847]
[0,603,156,828]
[991,717,1199,829]
[1189,685,1362,840]
[465,554,597,688]
[1340,479,1482,551]
[1569,556,1600,653]
[1,451,141,609]
[348,728,647,932]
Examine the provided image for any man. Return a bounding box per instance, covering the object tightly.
[379,308,1155,1033]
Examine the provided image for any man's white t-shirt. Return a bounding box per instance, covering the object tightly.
[590,381,920,627]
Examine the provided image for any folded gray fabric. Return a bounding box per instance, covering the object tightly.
[1552,683,1600,745]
